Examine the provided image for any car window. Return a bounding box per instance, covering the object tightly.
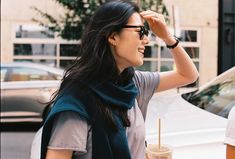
[9,67,58,81]
[1,67,8,82]
[186,79,235,118]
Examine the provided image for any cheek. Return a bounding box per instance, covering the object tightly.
[114,41,143,66]
[116,40,139,56]
[116,32,139,53]
[115,45,136,63]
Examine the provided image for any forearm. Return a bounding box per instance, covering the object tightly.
[164,36,199,82]
[46,149,73,159]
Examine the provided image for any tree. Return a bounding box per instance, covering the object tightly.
[33,0,169,40]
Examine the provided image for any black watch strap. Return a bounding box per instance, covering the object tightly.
[166,38,179,49]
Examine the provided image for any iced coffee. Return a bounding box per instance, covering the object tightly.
[146,144,172,159]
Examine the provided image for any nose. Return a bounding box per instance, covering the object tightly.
[142,35,149,45]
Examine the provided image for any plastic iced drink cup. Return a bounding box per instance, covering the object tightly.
[146,144,172,159]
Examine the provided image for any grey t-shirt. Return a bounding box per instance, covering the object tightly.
[48,71,159,159]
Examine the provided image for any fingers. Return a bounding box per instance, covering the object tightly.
[140,10,171,39]
[140,10,165,19]
[140,10,165,23]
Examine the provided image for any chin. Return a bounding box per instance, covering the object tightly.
[134,60,144,67]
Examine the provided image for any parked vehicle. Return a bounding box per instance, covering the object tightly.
[145,67,235,159]
[183,67,235,118]
[1,62,64,124]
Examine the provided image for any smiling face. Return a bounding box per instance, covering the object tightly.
[109,12,149,72]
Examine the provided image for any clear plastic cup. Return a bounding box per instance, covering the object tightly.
[146,144,172,159]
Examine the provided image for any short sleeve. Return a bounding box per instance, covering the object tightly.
[225,106,235,146]
[48,111,90,154]
[133,70,160,119]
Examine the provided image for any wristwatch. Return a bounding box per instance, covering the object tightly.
[166,37,179,49]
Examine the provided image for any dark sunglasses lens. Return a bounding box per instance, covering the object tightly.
[140,27,148,40]
[140,30,144,40]
[145,29,149,36]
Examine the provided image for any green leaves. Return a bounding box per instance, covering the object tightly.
[33,0,169,40]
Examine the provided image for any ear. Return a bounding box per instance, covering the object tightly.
[108,32,118,46]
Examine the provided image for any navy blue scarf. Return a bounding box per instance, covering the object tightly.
[40,79,138,159]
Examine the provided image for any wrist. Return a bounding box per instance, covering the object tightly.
[163,36,176,45]
[164,36,179,49]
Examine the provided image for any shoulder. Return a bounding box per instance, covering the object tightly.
[50,111,90,136]
[48,111,90,152]
[133,70,159,81]
[133,70,160,90]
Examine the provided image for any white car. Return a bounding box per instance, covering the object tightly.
[145,67,235,159]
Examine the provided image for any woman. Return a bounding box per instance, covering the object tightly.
[41,1,199,159]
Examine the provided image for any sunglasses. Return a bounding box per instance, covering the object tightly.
[122,25,149,40]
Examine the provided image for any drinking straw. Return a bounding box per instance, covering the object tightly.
[158,118,161,150]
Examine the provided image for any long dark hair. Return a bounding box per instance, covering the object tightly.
[46,0,139,130]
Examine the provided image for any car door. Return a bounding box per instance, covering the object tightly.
[1,66,59,123]
[1,67,8,117]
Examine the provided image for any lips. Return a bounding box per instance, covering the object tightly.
[138,48,145,55]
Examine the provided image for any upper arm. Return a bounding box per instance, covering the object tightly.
[134,71,160,97]
[47,112,89,158]
[133,71,159,117]
[156,71,197,92]
[46,149,73,159]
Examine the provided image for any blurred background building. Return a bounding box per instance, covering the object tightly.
[1,0,235,88]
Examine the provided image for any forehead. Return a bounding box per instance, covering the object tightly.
[127,12,144,25]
